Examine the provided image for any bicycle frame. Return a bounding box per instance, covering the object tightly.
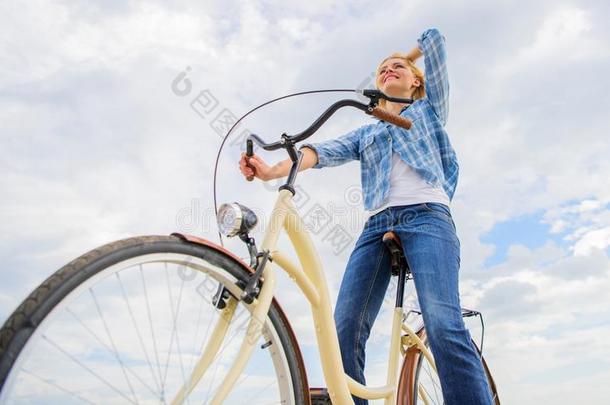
[172,188,436,405]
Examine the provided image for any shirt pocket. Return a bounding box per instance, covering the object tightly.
[397,108,425,142]
[359,132,376,153]
[358,132,381,165]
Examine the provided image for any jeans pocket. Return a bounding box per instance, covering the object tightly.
[422,203,451,218]
[422,203,457,230]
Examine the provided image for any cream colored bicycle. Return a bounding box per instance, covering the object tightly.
[0,90,499,404]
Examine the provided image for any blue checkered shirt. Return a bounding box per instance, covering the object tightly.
[301,28,458,211]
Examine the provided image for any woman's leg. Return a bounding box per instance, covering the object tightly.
[394,203,493,405]
[334,211,392,405]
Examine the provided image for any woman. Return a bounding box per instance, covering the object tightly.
[239,28,494,405]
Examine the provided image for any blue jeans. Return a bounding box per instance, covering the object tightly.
[334,202,493,405]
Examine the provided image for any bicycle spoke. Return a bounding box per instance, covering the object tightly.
[65,307,159,398]
[21,367,96,404]
[418,383,433,405]
[161,262,189,402]
[172,270,188,390]
[183,296,218,399]
[140,264,165,400]
[117,271,163,396]
[186,294,206,376]
[90,288,139,404]
[42,334,137,404]
[239,374,279,403]
[422,360,442,402]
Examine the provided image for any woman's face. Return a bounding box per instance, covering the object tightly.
[377,58,420,97]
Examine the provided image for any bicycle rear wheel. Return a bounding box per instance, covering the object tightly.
[0,235,308,404]
[397,327,500,405]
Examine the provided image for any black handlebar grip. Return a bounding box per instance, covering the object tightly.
[245,139,255,182]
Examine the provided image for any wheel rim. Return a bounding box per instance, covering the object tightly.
[1,253,295,404]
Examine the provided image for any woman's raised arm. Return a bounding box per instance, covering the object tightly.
[416,28,450,125]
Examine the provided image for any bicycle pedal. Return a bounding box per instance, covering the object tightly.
[310,387,332,404]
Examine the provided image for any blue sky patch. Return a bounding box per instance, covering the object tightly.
[481,210,551,267]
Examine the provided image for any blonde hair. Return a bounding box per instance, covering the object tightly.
[375,53,425,108]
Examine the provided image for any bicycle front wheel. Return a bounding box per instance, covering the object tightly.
[0,235,308,404]
[397,327,500,405]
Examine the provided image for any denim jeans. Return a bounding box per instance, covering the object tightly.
[334,202,493,405]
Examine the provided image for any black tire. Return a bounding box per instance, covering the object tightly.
[0,235,308,404]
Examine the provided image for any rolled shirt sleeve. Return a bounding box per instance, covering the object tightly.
[418,28,449,126]
[299,126,362,169]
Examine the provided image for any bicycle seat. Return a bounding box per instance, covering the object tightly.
[382,231,411,276]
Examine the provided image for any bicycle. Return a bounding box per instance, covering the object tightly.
[0,90,500,404]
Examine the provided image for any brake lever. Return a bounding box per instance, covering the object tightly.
[359,89,414,105]
[358,89,414,130]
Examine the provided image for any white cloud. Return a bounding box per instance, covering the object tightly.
[0,1,222,87]
[469,241,610,402]
[527,7,592,56]
[573,227,610,255]
[541,198,610,255]
[491,5,605,78]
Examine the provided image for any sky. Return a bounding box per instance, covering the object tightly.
[2,0,610,403]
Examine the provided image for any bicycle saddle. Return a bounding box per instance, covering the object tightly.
[382,231,411,276]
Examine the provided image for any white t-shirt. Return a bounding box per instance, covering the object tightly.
[366,152,450,218]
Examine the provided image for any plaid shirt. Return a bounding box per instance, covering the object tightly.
[301,28,458,211]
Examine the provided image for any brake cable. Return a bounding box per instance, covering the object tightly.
[212,89,358,247]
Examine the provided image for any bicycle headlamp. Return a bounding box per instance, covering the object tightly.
[217,202,258,237]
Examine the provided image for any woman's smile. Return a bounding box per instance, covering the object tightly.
[383,74,399,84]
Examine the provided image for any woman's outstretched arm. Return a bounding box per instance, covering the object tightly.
[239,123,365,181]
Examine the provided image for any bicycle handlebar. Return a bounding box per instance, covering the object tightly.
[244,90,413,181]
